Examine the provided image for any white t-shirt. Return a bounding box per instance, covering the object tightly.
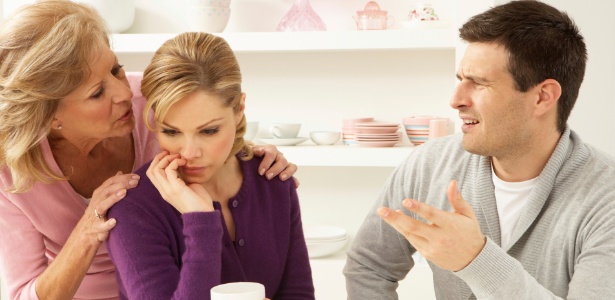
[492,166,538,249]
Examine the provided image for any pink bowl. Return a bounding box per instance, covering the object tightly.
[342,117,374,126]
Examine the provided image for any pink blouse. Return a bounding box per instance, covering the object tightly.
[0,73,158,300]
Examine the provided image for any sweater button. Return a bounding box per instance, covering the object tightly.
[238,239,245,246]
[232,200,238,208]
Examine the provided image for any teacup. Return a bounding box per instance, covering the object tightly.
[408,3,439,21]
[269,123,301,139]
[210,282,265,300]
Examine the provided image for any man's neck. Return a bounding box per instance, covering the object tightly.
[492,130,562,182]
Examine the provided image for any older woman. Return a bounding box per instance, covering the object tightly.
[0,1,296,299]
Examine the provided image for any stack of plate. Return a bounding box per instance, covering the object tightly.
[354,122,401,147]
[342,117,374,145]
[304,225,348,258]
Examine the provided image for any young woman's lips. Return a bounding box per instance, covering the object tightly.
[182,166,205,176]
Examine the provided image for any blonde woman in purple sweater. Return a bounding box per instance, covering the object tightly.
[106,32,315,299]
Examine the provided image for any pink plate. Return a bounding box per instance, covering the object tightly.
[354,122,400,127]
[356,127,399,134]
[357,140,398,147]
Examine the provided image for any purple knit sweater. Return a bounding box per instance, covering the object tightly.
[107,156,314,299]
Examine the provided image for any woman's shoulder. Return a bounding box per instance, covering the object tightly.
[108,161,168,217]
[239,155,295,190]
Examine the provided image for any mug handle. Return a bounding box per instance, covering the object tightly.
[270,125,283,139]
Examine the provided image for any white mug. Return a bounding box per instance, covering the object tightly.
[211,282,265,300]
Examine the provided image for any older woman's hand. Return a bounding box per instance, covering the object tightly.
[252,145,299,188]
[83,171,140,243]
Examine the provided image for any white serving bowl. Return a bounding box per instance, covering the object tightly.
[306,238,347,258]
[310,131,341,145]
[185,6,231,33]
[304,225,347,241]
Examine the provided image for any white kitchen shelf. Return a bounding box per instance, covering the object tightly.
[266,145,414,167]
[111,29,455,54]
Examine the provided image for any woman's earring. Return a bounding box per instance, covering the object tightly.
[57,125,62,130]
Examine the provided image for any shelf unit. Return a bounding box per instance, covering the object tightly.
[261,144,414,167]
[111,29,455,53]
[112,30,454,168]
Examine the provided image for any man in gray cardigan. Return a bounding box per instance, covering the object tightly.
[344,1,615,299]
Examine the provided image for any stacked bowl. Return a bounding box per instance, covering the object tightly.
[185,0,231,33]
[403,116,451,145]
[304,225,348,258]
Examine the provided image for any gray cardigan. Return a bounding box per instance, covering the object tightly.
[344,128,615,299]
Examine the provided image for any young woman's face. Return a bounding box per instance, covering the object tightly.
[156,90,242,184]
[54,45,134,142]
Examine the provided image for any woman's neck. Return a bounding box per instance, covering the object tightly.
[203,155,243,203]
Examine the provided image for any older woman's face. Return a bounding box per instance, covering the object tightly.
[53,46,134,143]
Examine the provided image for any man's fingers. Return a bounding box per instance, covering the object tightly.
[402,198,446,226]
[447,180,476,219]
[377,207,434,239]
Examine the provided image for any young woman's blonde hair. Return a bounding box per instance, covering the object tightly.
[0,0,110,193]
[141,32,253,161]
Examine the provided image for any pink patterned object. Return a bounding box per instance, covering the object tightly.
[408,4,439,21]
[276,0,326,32]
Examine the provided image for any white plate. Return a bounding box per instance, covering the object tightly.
[304,225,347,240]
[306,238,347,258]
[258,137,308,146]
[401,20,451,30]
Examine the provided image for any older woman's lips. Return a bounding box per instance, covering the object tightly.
[119,108,133,121]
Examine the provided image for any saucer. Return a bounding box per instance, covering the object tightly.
[401,20,450,29]
[258,137,309,146]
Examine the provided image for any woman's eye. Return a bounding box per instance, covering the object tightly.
[112,64,124,76]
[91,88,104,99]
[161,129,178,136]
[201,128,219,135]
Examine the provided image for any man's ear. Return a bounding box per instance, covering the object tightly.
[533,78,561,117]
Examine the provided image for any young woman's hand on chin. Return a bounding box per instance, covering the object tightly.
[147,151,214,214]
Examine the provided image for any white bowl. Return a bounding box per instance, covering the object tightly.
[304,224,347,241]
[185,6,231,33]
[75,0,135,33]
[310,131,341,145]
[306,238,347,258]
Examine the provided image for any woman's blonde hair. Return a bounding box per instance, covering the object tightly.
[142,32,253,161]
[0,0,110,192]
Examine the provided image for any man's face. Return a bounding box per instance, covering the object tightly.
[450,42,536,159]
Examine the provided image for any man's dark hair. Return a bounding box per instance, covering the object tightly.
[460,0,587,133]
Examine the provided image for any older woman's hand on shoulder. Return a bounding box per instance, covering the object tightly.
[77,171,140,244]
[253,145,299,188]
